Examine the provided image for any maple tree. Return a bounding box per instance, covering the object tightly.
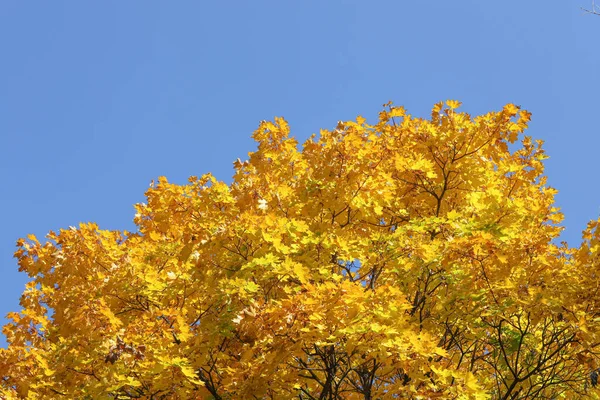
[3,101,600,399]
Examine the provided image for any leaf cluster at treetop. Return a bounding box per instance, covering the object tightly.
[3,101,600,399]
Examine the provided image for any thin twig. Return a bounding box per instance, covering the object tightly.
[582,0,600,15]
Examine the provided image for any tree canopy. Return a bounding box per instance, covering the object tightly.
[3,101,600,399]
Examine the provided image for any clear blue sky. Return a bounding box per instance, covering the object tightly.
[1,1,598,346]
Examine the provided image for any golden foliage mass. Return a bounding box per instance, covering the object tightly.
[3,102,600,399]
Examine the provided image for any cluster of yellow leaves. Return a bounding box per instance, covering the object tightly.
[2,101,600,399]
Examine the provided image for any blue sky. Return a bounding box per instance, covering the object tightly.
[0,1,598,346]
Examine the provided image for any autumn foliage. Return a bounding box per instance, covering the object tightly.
[3,101,600,399]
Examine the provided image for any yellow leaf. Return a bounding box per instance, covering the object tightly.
[446,100,462,109]
[181,365,204,385]
[293,262,308,284]
[447,210,461,221]
[148,231,161,241]
[244,281,259,293]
